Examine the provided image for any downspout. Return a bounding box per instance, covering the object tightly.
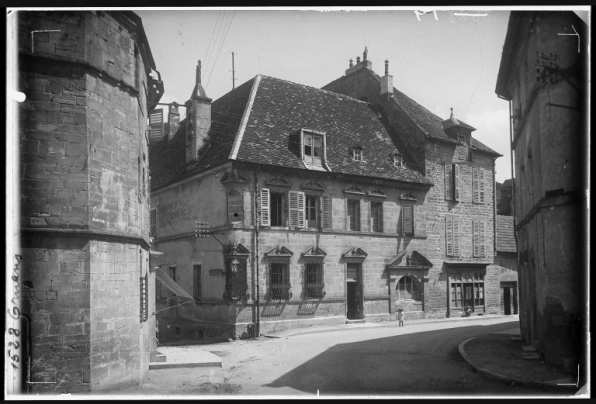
[493,158,497,260]
[253,166,261,337]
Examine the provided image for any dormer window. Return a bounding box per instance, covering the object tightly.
[457,132,466,144]
[300,130,327,169]
[351,147,363,162]
[393,153,403,168]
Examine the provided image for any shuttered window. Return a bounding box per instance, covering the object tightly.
[473,167,486,204]
[371,201,383,233]
[473,221,487,257]
[149,108,164,142]
[347,199,360,231]
[260,188,270,226]
[446,217,460,257]
[322,195,332,229]
[402,203,414,236]
[445,163,460,201]
[289,191,306,228]
[454,164,460,201]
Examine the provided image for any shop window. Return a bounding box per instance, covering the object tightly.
[451,272,485,309]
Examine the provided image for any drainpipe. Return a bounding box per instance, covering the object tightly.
[493,158,497,260]
[253,166,261,337]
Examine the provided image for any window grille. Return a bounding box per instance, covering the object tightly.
[223,259,249,302]
[269,262,292,300]
[140,273,148,322]
[305,262,325,299]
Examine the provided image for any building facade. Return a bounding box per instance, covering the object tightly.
[150,53,502,344]
[13,11,162,393]
[495,11,587,370]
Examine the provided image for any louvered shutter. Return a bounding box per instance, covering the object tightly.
[454,164,460,201]
[453,219,460,256]
[446,217,453,256]
[479,168,486,204]
[289,191,305,228]
[403,204,413,235]
[479,221,486,257]
[473,167,479,203]
[445,164,453,200]
[260,188,270,226]
[322,195,332,229]
[473,221,480,257]
[149,109,164,142]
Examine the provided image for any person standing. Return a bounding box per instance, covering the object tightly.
[397,309,404,327]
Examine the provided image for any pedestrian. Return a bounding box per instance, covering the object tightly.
[397,309,404,327]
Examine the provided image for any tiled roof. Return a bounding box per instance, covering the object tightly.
[151,75,431,190]
[496,215,517,253]
[324,68,501,156]
[235,76,430,185]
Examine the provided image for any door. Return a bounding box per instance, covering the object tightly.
[347,282,357,319]
[504,287,512,315]
[463,283,474,312]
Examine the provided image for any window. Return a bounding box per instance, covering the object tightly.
[371,201,383,233]
[457,132,467,144]
[445,217,461,257]
[224,258,248,302]
[347,199,360,231]
[227,189,244,223]
[472,167,486,204]
[193,264,201,300]
[352,148,363,161]
[394,154,403,167]
[445,163,460,201]
[140,273,148,322]
[303,133,324,167]
[402,203,414,236]
[270,192,285,226]
[305,262,325,299]
[322,195,333,229]
[288,190,305,228]
[270,262,291,300]
[305,195,320,228]
[473,221,487,257]
[397,276,420,302]
[451,272,484,308]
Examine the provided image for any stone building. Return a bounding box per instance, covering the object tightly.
[149,52,502,344]
[14,11,163,393]
[495,11,586,370]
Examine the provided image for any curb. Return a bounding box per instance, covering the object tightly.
[457,337,578,393]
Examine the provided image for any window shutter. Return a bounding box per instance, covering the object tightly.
[260,188,270,226]
[445,164,452,200]
[322,195,332,229]
[479,221,486,257]
[472,167,479,203]
[288,191,305,228]
[453,219,460,256]
[403,204,413,235]
[454,164,460,201]
[446,217,453,256]
[473,220,480,257]
[479,168,486,204]
[149,108,164,142]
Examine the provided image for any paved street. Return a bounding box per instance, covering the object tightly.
[112,317,552,398]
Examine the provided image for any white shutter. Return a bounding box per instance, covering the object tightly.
[288,191,305,228]
[322,195,332,229]
[260,188,270,227]
[454,164,460,201]
[446,217,453,256]
[473,220,480,257]
[479,221,486,257]
[445,164,452,201]
[473,167,479,203]
[403,204,413,235]
[453,219,460,256]
[479,168,486,204]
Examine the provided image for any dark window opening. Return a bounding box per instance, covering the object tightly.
[270,192,285,227]
[305,262,325,299]
[270,262,291,300]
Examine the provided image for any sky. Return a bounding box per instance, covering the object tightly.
[137,7,516,182]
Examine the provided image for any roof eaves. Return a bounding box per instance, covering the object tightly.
[229,75,261,160]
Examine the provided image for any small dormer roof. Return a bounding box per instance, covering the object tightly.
[441,108,476,132]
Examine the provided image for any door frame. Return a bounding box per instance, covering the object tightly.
[346,262,363,320]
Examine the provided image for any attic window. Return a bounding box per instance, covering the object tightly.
[393,154,404,168]
[302,131,326,168]
[351,147,363,162]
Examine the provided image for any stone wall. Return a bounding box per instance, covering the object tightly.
[17,10,153,393]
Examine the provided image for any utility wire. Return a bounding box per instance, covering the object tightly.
[207,11,236,88]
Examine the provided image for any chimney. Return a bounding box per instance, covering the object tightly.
[345,47,373,76]
[185,60,212,163]
[380,59,393,97]
[168,102,180,141]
